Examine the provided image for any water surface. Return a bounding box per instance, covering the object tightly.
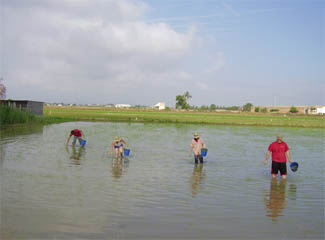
[1,122,324,239]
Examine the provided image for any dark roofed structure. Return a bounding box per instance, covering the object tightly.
[1,100,44,115]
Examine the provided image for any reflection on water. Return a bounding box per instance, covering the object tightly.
[111,157,129,180]
[66,146,86,165]
[0,122,323,239]
[264,179,287,221]
[0,124,44,165]
[190,164,205,196]
[0,124,44,138]
[288,183,297,201]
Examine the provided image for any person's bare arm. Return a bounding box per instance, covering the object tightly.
[66,135,72,146]
[81,130,85,138]
[190,142,194,156]
[286,150,292,163]
[121,139,128,147]
[264,151,271,165]
[202,139,207,148]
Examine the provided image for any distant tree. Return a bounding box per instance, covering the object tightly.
[176,91,192,109]
[270,109,279,112]
[183,91,192,103]
[242,102,253,112]
[200,105,209,111]
[176,95,186,109]
[225,106,240,111]
[261,108,268,113]
[210,104,217,110]
[0,78,6,100]
[254,107,260,112]
[289,106,299,113]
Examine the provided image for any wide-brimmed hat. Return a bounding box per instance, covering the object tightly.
[193,133,199,138]
[114,136,120,141]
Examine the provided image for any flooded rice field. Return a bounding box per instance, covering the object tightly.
[0,122,324,239]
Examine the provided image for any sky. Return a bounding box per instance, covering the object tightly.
[1,0,324,107]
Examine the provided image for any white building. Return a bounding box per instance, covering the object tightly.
[307,106,325,115]
[115,104,131,108]
[316,107,325,115]
[153,102,166,110]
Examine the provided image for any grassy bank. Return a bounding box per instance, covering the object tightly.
[0,105,73,127]
[44,106,325,128]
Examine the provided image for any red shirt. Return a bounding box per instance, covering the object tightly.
[70,129,82,137]
[268,141,289,163]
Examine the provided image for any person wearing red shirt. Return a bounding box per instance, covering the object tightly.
[66,129,85,146]
[264,134,293,179]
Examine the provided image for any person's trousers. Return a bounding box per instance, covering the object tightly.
[72,136,82,145]
[194,155,203,164]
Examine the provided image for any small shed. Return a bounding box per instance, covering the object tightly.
[2,100,44,115]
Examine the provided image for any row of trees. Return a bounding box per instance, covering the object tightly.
[175,91,300,113]
[255,106,299,113]
[175,91,248,111]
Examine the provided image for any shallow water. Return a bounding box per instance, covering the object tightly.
[0,122,324,239]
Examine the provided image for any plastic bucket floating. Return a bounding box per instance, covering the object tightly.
[201,148,208,157]
[124,148,130,156]
[80,139,86,146]
[290,162,299,172]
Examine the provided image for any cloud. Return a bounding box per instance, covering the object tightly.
[203,52,225,74]
[3,0,202,105]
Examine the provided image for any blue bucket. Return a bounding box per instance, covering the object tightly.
[124,148,130,156]
[290,162,299,172]
[80,139,86,146]
[201,148,208,157]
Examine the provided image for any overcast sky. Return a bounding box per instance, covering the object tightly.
[1,0,323,106]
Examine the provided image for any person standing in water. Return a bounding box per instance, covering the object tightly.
[190,133,206,164]
[111,137,128,158]
[66,129,85,147]
[264,134,293,179]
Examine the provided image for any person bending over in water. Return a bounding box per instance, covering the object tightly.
[66,129,85,147]
[190,133,206,164]
[111,137,128,158]
[264,134,293,180]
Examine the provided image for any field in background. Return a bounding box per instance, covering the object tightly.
[44,106,325,128]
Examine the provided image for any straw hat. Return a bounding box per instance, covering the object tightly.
[193,133,199,138]
[114,136,120,142]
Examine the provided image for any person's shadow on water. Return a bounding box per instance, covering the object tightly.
[264,178,287,222]
[190,164,205,197]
